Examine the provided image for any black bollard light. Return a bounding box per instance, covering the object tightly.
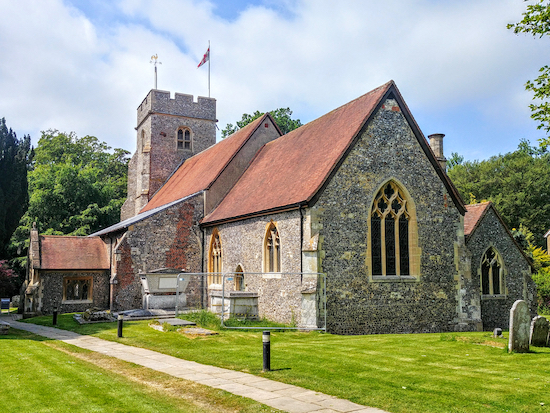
[117,314,123,338]
[52,306,58,326]
[262,331,271,372]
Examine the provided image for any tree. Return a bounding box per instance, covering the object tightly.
[0,118,32,258]
[9,130,129,256]
[508,1,550,134]
[512,225,550,313]
[0,259,18,298]
[221,107,302,138]
[448,140,550,247]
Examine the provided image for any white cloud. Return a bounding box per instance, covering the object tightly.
[0,0,547,159]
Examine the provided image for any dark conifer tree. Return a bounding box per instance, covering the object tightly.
[0,118,32,258]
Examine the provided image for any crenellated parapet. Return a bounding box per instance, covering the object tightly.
[137,90,216,126]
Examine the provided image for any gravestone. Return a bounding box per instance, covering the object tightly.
[0,320,10,334]
[530,316,549,347]
[508,300,530,353]
[493,328,502,338]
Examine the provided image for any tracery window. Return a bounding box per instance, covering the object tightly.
[208,229,222,286]
[481,248,503,295]
[264,222,281,273]
[63,277,92,302]
[177,129,191,150]
[371,181,410,276]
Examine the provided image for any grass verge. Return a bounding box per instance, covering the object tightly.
[0,328,281,413]
[22,313,550,413]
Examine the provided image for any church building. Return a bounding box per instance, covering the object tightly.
[24,81,537,334]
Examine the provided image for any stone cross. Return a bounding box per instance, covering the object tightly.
[530,315,549,347]
[508,300,530,353]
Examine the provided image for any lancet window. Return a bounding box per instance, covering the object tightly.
[208,229,222,285]
[235,265,244,291]
[265,223,281,273]
[481,248,503,295]
[371,181,410,276]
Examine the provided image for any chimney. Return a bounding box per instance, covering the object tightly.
[428,133,447,171]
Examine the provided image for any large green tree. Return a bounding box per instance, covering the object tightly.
[10,130,129,255]
[448,140,550,247]
[0,118,32,258]
[508,0,550,133]
[221,107,302,138]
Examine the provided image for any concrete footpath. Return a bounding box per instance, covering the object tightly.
[4,316,388,413]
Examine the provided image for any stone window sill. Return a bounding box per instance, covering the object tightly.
[371,275,418,283]
[262,272,282,279]
[62,299,93,305]
[481,294,506,300]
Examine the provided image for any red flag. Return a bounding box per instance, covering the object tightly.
[197,47,209,68]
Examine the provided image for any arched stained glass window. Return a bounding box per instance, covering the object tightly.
[371,181,410,276]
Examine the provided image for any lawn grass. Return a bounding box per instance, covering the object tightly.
[23,313,550,413]
[0,328,281,413]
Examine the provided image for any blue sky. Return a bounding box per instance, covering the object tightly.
[0,0,548,161]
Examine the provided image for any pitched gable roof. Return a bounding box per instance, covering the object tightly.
[203,81,465,225]
[464,201,533,268]
[39,236,110,270]
[141,113,277,213]
[464,202,492,237]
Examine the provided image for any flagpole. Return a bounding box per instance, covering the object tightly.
[208,40,211,97]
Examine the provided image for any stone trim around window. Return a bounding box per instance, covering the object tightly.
[366,179,421,281]
[479,247,506,298]
[63,276,93,303]
[208,228,222,287]
[263,221,281,273]
[177,128,192,150]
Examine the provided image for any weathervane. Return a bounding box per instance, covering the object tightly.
[150,54,162,89]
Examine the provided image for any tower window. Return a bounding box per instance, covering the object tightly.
[177,128,192,150]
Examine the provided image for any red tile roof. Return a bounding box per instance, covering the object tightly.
[40,236,110,270]
[464,202,491,237]
[202,82,395,224]
[141,114,274,213]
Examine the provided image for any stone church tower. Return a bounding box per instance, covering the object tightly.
[121,90,216,220]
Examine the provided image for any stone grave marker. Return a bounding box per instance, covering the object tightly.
[530,315,549,347]
[508,300,530,353]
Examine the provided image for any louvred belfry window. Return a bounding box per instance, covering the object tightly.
[371,182,410,276]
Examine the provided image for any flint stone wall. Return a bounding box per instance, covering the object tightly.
[113,194,204,311]
[466,207,536,330]
[38,271,109,314]
[204,210,304,325]
[312,99,463,335]
[122,90,216,221]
